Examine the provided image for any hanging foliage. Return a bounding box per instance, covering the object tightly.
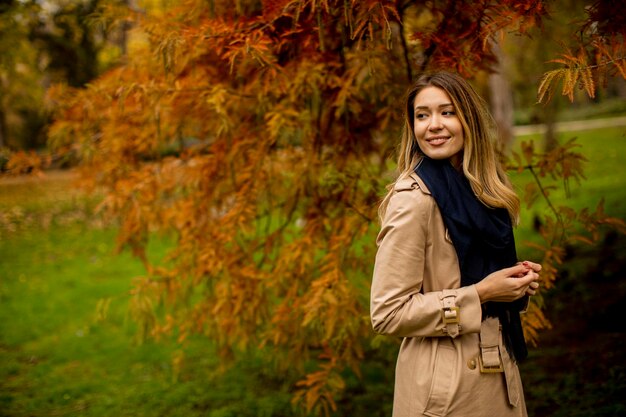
[538,0,626,103]
[12,0,624,415]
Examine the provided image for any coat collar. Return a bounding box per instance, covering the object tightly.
[409,171,431,195]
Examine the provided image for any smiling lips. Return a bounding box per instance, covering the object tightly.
[426,135,450,145]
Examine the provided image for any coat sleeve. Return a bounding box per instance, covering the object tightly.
[370,188,482,338]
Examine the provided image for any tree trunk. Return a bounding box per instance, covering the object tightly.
[118,0,140,56]
[488,42,515,151]
[0,111,5,149]
[0,76,7,149]
[543,99,559,151]
[612,76,626,99]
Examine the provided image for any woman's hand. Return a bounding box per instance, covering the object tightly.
[518,260,541,297]
[475,262,541,303]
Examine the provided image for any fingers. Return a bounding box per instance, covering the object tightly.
[525,280,540,296]
[479,263,541,303]
[516,269,539,285]
[518,261,541,295]
[520,260,542,272]
[506,263,529,277]
[504,269,539,300]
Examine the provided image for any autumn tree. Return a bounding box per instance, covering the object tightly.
[39,0,624,415]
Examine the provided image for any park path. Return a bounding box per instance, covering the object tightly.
[513,115,626,136]
[0,167,76,185]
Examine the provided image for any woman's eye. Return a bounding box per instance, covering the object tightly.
[442,110,456,116]
[415,113,428,119]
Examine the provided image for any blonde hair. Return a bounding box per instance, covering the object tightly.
[379,71,520,224]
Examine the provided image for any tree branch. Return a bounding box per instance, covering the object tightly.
[527,164,566,244]
[396,1,412,83]
[419,0,457,73]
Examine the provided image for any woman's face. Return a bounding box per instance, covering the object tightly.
[413,86,464,166]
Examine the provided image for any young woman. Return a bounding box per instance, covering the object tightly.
[371,71,541,417]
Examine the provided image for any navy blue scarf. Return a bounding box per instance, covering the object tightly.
[415,157,527,362]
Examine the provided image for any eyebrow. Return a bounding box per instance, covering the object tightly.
[415,103,454,110]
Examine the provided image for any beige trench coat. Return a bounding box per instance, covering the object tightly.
[371,172,527,417]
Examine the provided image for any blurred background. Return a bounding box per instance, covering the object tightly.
[1,0,625,416]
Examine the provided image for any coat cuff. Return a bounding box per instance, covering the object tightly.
[444,285,482,336]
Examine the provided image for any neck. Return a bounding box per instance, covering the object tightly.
[450,153,463,172]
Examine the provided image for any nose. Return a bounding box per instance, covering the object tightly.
[429,114,443,131]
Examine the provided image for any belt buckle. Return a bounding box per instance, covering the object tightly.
[478,353,504,373]
[441,306,460,325]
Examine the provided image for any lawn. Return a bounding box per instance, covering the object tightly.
[1,125,625,416]
[0,174,293,417]
[510,126,626,416]
[509,125,626,252]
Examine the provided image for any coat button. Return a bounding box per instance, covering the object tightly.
[467,358,477,370]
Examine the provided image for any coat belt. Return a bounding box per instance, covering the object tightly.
[479,317,521,407]
[479,318,503,373]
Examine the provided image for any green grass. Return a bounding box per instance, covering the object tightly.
[509,126,626,416]
[510,126,626,255]
[0,181,293,416]
[0,223,294,417]
[1,124,625,416]
[512,126,626,213]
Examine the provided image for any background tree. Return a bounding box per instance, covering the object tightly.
[29,0,626,415]
[0,0,122,153]
[518,0,626,150]
[0,0,47,150]
[488,41,516,150]
[504,0,591,150]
